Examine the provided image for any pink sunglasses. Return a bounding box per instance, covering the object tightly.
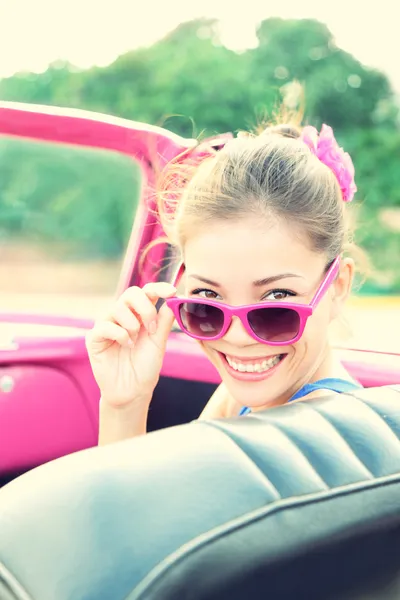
[165,257,340,345]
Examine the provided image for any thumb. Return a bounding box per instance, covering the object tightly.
[153,301,176,348]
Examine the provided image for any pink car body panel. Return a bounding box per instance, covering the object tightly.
[0,101,399,476]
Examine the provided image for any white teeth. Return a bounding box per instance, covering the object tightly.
[225,355,282,373]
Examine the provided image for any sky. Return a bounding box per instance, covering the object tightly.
[0,0,399,92]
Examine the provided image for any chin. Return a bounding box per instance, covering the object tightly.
[202,342,299,408]
[210,350,290,411]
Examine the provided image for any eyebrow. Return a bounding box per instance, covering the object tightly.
[189,273,303,287]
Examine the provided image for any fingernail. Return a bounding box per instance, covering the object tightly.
[148,321,157,335]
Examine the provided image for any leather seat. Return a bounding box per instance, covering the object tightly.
[0,385,399,600]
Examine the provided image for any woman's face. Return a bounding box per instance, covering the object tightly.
[183,217,353,410]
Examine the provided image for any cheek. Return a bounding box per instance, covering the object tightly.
[199,342,228,377]
[301,300,332,343]
[289,308,331,368]
[198,341,218,364]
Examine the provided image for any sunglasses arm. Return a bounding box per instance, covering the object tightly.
[310,257,340,309]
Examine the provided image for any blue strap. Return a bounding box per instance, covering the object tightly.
[289,378,361,401]
[238,378,361,416]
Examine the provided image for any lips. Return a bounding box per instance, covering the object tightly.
[225,354,282,373]
[224,353,281,365]
[218,351,286,382]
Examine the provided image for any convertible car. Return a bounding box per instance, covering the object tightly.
[0,101,399,484]
[0,103,400,600]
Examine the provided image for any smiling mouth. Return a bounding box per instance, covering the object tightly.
[222,353,285,374]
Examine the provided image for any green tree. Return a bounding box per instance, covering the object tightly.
[249,18,395,129]
[0,17,399,291]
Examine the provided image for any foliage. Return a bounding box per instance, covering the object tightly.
[0,17,398,291]
[0,138,140,259]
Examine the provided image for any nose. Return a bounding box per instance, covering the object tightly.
[222,315,257,347]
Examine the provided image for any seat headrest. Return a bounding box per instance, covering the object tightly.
[0,385,399,600]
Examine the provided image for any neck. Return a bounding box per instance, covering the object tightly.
[253,344,353,414]
[311,344,356,384]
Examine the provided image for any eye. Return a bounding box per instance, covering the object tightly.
[264,289,296,301]
[190,288,221,300]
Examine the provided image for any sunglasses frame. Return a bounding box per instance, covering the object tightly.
[165,257,340,345]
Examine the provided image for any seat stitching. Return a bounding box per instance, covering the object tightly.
[129,472,400,600]
[350,393,400,438]
[253,390,400,480]
[315,392,400,453]
[202,419,329,492]
[0,562,33,600]
[255,401,375,480]
[196,420,282,500]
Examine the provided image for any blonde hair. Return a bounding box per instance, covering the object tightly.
[156,116,367,276]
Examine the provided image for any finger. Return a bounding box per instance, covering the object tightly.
[112,300,142,342]
[142,282,177,304]
[152,301,176,348]
[86,321,131,350]
[121,283,176,334]
[142,283,177,335]
[118,287,159,334]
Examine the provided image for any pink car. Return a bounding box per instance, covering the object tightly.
[0,101,399,483]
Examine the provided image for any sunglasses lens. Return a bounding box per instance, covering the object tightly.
[179,302,225,338]
[248,307,300,342]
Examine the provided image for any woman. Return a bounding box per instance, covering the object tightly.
[85,118,362,445]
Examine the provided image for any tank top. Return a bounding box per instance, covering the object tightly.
[238,377,362,416]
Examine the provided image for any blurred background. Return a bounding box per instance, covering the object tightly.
[0,0,399,350]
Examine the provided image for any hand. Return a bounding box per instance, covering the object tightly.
[86,282,176,408]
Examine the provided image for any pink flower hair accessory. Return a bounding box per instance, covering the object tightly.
[300,124,357,202]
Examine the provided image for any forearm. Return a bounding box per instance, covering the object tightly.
[98,398,150,446]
